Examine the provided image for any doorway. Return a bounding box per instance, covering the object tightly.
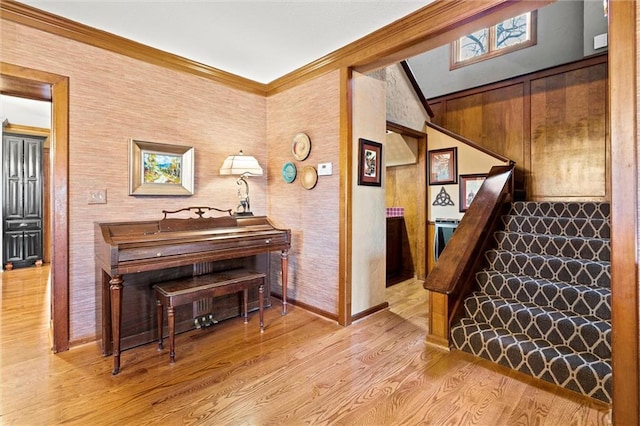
[0,63,70,352]
[2,105,50,270]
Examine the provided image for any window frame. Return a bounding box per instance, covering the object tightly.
[450,11,537,70]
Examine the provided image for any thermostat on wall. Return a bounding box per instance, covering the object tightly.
[318,162,332,176]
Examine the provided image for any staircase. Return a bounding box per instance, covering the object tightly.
[451,201,612,403]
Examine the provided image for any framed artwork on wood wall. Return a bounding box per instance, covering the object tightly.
[358,138,383,187]
[459,173,487,212]
[429,147,457,185]
[129,139,195,195]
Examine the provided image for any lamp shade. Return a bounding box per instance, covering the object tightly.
[219,150,263,176]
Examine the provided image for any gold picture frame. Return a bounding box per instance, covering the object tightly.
[129,139,194,196]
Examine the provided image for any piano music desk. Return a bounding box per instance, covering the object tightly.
[154,269,265,363]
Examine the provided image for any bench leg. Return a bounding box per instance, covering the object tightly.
[156,299,164,350]
[243,289,249,324]
[168,305,176,363]
[259,283,264,333]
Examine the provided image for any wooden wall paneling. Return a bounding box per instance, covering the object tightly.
[530,63,607,200]
[428,101,444,127]
[385,164,418,279]
[445,93,484,143]
[429,56,608,201]
[482,84,526,186]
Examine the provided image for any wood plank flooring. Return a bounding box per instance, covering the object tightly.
[1,265,612,425]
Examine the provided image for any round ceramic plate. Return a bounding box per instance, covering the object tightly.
[300,166,318,190]
[281,162,297,183]
[291,132,311,161]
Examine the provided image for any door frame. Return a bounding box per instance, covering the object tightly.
[0,62,69,353]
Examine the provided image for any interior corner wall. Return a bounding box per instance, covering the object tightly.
[266,70,341,316]
[381,63,429,131]
[351,72,387,316]
[2,19,267,344]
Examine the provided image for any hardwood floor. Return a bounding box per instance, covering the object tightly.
[1,266,611,425]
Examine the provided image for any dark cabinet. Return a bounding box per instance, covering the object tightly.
[3,133,44,269]
[386,217,403,279]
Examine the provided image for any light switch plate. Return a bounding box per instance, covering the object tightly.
[318,162,332,176]
[88,189,107,204]
[594,33,608,50]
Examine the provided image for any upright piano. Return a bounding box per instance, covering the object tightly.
[94,207,291,374]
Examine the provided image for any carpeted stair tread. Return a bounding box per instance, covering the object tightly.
[451,201,612,403]
[464,293,611,359]
[502,215,610,239]
[476,270,611,321]
[451,319,612,403]
[484,249,611,288]
[494,230,610,262]
[510,201,610,220]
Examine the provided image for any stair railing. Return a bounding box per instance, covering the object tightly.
[424,164,515,348]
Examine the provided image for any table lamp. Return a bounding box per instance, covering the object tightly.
[219,150,263,216]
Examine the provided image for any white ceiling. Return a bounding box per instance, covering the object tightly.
[20,0,432,84]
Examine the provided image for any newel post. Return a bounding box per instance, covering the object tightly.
[426,291,451,349]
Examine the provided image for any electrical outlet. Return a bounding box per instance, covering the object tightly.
[88,189,107,204]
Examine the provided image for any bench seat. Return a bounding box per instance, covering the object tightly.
[153,268,265,363]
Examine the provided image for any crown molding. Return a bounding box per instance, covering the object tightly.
[2,0,552,97]
[0,0,267,96]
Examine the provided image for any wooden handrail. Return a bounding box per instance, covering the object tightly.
[425,122,514,165]
[424,164,514,342]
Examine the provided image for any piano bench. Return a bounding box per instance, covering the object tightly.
[153,268,265,363]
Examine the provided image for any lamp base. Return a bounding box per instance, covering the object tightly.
[233,212,254,217]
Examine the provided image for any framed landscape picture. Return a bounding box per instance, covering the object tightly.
[428,147,457,185]
[129,139,194,195]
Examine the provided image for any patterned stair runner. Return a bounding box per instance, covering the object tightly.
[451,202,612,403]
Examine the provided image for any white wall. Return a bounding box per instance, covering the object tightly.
[351,72,387,316]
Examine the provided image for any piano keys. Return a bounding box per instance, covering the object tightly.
[94,207,291,374]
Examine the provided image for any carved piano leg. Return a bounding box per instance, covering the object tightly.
[156,299,164,350]
[243,289,249,324]
[109,274,124,375]
[281,249,289,315]
[168,305,176,363]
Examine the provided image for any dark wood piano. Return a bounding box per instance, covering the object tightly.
[94,207,291,374]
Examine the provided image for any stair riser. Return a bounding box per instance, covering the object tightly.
[485,250,611,289]
[476,271,611,321]
[464,295,611,359]
[451,320,612,403]
[494,231,610,262]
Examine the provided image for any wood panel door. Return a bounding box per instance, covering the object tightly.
[3,133,44,268]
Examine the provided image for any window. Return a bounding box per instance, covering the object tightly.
[451,11,537,69]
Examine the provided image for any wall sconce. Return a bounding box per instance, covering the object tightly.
[219,150,263,216]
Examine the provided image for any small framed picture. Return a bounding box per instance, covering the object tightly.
[459,173,487,212]
[429,147,457,185]
[358,138,382,187]
[129,139,195,196]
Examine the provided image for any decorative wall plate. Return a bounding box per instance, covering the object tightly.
[281,162,297,183]
[292,132,311,161]
[300,166,318,190]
